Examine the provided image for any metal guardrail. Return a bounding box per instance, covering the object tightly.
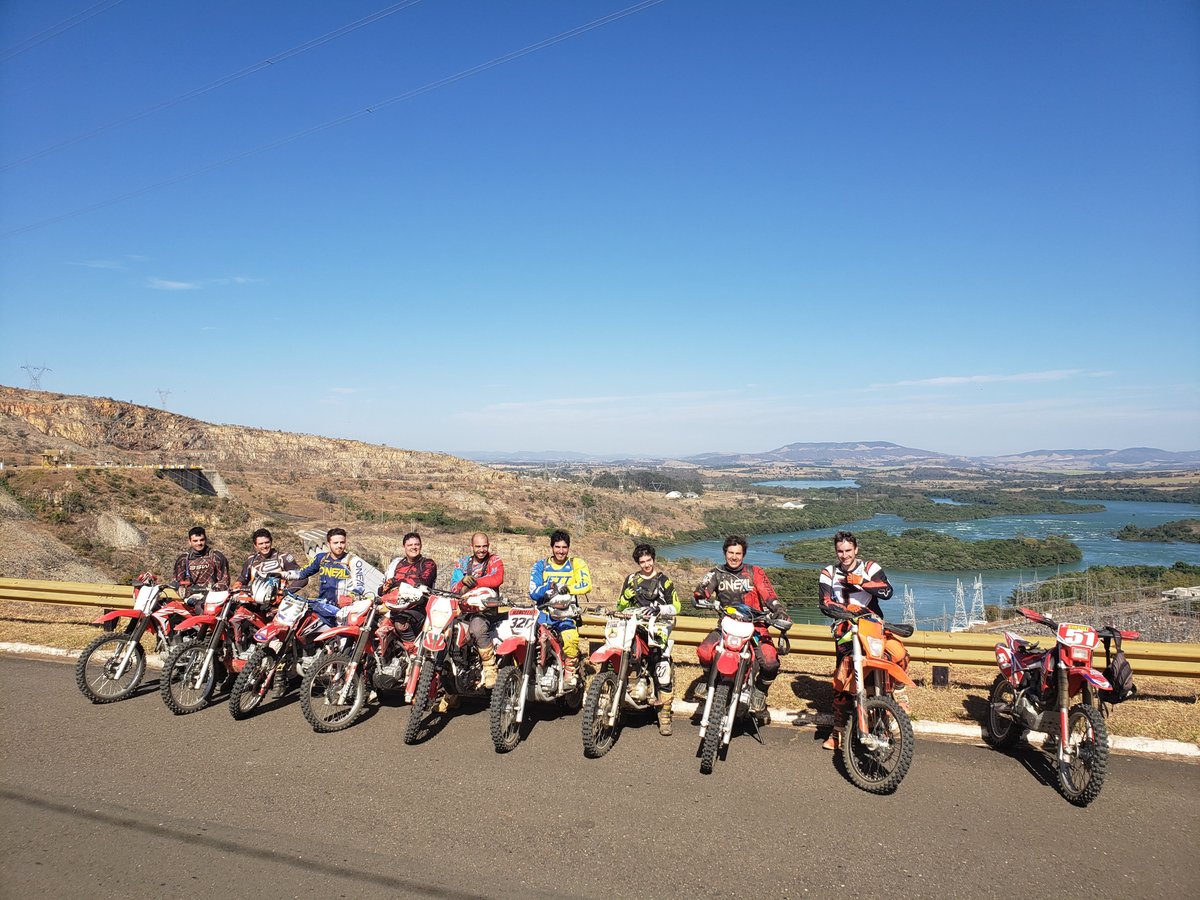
[2,577,1198,678]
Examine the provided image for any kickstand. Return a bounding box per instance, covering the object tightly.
[748,712,765,744]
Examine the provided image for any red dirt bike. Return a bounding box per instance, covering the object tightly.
[74,573,192,703]
[298,584,423,733]
[160,585,270,715]
[825,606,916,794]
[984,606,1139,806]
[227,560,339,720]
[403,586,496,745]
[489,593,584,753]
[580,604,672,758]
[693,600,791,775]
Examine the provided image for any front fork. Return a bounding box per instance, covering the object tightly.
[1055,662,1070,763]
[515,640,535,725]
[111,615,150,680]
[606,649,630,728]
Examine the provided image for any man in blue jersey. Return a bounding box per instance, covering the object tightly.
[282,527,369,623]
[528,530,592,689]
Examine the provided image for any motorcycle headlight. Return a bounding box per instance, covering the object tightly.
[866,636,884,657]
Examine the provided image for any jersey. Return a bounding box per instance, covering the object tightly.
[450,553,505,593]
[173,548,230,591]
[617,571,681,614]
[529,556,592,603]
[296,551,369,604]
[695,563,779,613]
[819,559,893,618]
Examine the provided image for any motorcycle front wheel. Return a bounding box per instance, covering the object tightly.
[403,661,437,745]
[699,683,730,775]
[229,645,277,720]
[983,674,1023,750]
[489,666,524,753]
[1057,703,1108,806]
[842,695,914,795]
[300,651,365,733]
[581,670,620,759]
[75,632,146,703]
[161,642,218,715]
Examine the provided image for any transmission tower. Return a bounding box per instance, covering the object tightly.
[969,575,987,626]
[155,388,172,408]
[901,585,916,628]
[20,363,50,389]
[951,579,969,632]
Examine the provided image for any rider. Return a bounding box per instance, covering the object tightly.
[818,529,908,750]
[172,526,230,609]
[693,535,791,714]
[282,527,369,623]
[238,528,308,591]
[379,531,437,643]
[450,531,505,689]
[616,543,681,736]
[528,529,592,689]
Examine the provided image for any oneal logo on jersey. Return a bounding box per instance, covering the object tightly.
[320,564,349,579]
[717,575,752,593]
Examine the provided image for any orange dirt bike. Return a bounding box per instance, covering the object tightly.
[985,606,1139,806]
[74,573,192,703]
[825,605,916,794]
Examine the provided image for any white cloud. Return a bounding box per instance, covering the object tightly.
[873,369,1102,388]
[328,387,359,395]
[72,259,125,270]
[147,277,200,291]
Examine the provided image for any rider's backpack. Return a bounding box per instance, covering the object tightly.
[1099,633,1136,706]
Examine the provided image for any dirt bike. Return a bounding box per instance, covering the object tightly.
[489,593,584,753]
[693,599,791,775]
[580,603,672,758]
[160,584,270,715]
[984,606,1139,806]
[299,584,424,733]
[227,560,339,720]
[402,586,496,745]
[74,573,193,703]
[825,606,916,794]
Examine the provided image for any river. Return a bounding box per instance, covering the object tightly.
[660,498,1200,625]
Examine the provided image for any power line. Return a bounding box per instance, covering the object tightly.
[0,0,126,63]
[0,0,669,240]
[2,0,424,172]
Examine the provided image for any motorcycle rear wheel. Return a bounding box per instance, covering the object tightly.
[581,670,620,759]
[842,695,913,795]
[75,632,146,703]
[699,683,730,775]
[403,660,437,745]
[489,666,523,753]
[229,645,277,720]
[300,651,365,733]
[983,674,1023,750]
[1057,703,1108,806]
[161,642,217,715]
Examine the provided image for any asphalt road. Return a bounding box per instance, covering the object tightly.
[1,655,1197,899]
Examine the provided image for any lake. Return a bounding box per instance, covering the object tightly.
[660,500,1200,626]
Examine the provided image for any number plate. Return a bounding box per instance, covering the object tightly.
[275,597,305,627]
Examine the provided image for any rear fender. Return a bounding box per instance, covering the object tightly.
[316,624,361,643]
[176,613,217,633]
[862,657,915,687]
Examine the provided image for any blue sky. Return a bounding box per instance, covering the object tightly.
[1,0,1197,458]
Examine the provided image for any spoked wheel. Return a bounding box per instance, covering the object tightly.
[1057,703,1109,806]
[228,646,277,720]
[161,642,218,715]
[841,695,914,794]
[581,670,620,759]
[75,632,147,703]
[300,652,365,733]
[403,661,437,745]
[983,674,1023,750]
[699,683,730,775]
[489,666,524,753]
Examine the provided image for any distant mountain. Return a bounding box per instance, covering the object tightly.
[683,441,970,468]
[978,447,1200,471]
[455,449,609,464]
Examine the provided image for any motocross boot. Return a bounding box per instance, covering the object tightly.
[479,646,498,690]
[436,692,461,714]
[656,691,674,736]
[893,685,912,715]
[563,656,579,690]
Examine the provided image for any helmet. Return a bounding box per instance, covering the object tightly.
[250,576,276,607]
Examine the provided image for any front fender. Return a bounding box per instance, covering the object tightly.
[589,646,622,667]
[715,650,741,677]
[254,621,291,643]
[316,624,361,643]
[496,635,528,660]
[1070,667,1112,691]
[862,657,915,687]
